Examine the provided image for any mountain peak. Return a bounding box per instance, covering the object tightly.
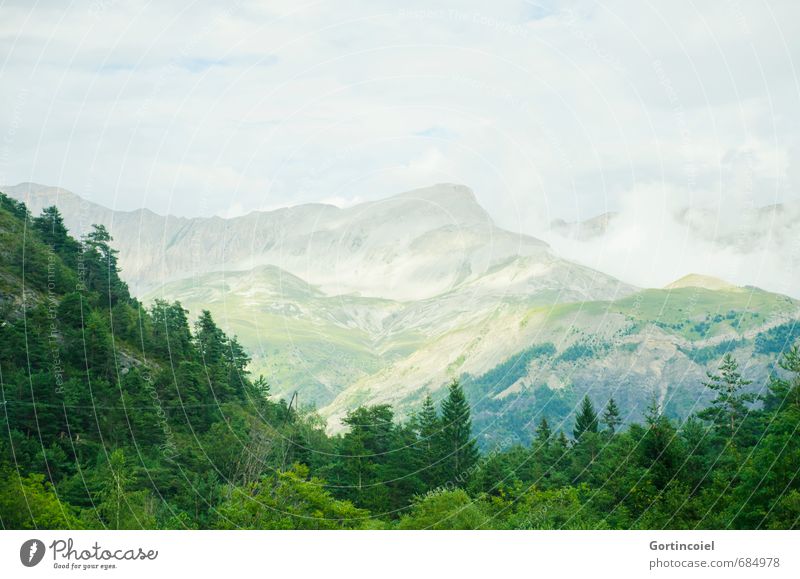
[391,183,478,204]
[665,273,738,291]
[3,182,80,202]
[394,182,475,198]
[384,183,491,226]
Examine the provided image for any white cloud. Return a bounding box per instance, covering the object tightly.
[1,0,799,291]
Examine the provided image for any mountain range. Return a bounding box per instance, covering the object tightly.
[5,182,799,441]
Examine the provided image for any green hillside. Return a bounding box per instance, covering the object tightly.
[461,287,799,446]
[143,267,425,405]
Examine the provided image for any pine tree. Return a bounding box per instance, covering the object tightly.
[417,395,440,454]
[762,345,800,413]
[535,417,552,446]
[252,375,271,397]
[194,310,227,366]
[150,300,193,360]
[640,397,680,490]
[415,395,444,488]
[602,397,622,434]
[698,353,756,439]
[573,396,599,440]
[33,206,80,262]
[82,224,129,306]
[224,335,251,396]
[438,380,478,485]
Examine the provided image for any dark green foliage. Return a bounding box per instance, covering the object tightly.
[573,395,599,439]
[698,353,756,440]
[32,206,82,267]
[81,224,130,308]
[413,394,444,488]
[438,379,479,485]
[557,338,610,362]
[535,417,552,446]
[602,397,622,433]
[755,321,800,355]
[639,399,682,490]
[682,339,744,365]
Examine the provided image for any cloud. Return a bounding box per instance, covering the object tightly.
[1,0,798,291]
[542,183,800,297]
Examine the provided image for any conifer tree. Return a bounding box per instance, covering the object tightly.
[415,394,444,488]
[698,353,756,439]
[640,397,680,489]
[82,224,129,306]
[195,310,227,366]
[763,345,800,413]
[573,396,599,440]
[438,380,478,484]
[33,206,80,262]
[535,417,552,446]
[602,397,622,434]
[417,395,440,455]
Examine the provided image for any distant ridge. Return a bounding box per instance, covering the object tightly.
[665,273,739,291]
[2,181,623,301]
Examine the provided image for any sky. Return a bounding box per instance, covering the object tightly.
[1,0,799,292]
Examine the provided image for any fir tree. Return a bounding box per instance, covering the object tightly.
[438,379,478,484]
[82,224,129,306]
[602,397,622,434]
[640,397,680,490]
[762,345,800,413]
[194,310,227,366]
[33,206,80,262]
[573,396,599,440]
[535,417,552,446]
[698,353,756,439]
[415,394,444,488]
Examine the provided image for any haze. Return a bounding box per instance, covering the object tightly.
[1,0,799,293]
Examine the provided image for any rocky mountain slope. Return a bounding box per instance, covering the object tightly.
[8,182,624,301]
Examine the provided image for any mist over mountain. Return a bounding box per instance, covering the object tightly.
[546,194,800,299]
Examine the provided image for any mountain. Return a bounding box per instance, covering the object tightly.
[7,182,607,301]
[6,182,800,440]
[664,273,739,291]
[5,187,798,531]
[6,182,634,407]
[323,281,800,437]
